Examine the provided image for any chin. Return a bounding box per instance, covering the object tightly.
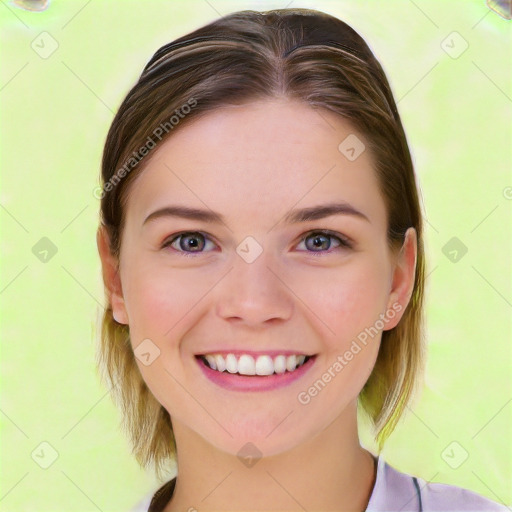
[200,417,312,460]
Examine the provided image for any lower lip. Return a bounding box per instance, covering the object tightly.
[195,355,317,392]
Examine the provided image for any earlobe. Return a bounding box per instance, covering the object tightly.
[96,225,129,325]
[384,227,417,330]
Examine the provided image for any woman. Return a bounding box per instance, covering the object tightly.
[95,8,508,512]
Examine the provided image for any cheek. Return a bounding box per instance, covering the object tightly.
[293,255,390,345]
[121,261,205,344]
[121,262,205,412]
[292,260,387,412]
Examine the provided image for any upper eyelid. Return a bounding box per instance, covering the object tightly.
[162,230,218,247]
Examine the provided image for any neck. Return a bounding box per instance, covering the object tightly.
[164,401,377,512]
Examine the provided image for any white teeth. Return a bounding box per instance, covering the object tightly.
[226,353,238,374]
[214,354,226,372]
[205,355,217,370]
[238,354,256,375]
[286,355,297,372]
[255,355,273,375]
[274,355,286,374]
[201,353,310,375]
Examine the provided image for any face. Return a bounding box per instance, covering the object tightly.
[98,98,417,457]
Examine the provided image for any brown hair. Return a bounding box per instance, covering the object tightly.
[96,7,426,480]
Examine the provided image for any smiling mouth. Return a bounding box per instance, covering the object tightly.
[196,353,314,376]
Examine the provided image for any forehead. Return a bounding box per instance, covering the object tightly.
[123,98,387,230]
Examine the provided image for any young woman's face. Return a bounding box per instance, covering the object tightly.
[104,98,415,457]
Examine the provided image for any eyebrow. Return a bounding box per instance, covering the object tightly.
[142,201,370,226]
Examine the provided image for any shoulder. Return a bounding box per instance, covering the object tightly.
[367,456,509,512]
[418,476,509,512]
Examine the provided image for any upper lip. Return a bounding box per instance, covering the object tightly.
[196,350,316,358]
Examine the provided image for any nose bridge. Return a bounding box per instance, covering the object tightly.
[215,241,292,324]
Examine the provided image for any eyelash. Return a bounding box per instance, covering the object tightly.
[161,230,353,257]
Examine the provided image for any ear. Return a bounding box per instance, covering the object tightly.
[97,225,129,325]
[383,227,417,330]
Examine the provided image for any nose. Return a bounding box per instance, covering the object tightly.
[215,250,294,327]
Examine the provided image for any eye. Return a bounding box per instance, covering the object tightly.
[161,229,352,257]
[296,230,352,254]
[161,231,216,256]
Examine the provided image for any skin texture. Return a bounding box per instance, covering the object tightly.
[98,98,417,511]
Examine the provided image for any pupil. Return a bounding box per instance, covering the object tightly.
[311,234,328,250]
[183,233,203,251]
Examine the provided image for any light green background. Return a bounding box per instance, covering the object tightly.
[1,0,511,510]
